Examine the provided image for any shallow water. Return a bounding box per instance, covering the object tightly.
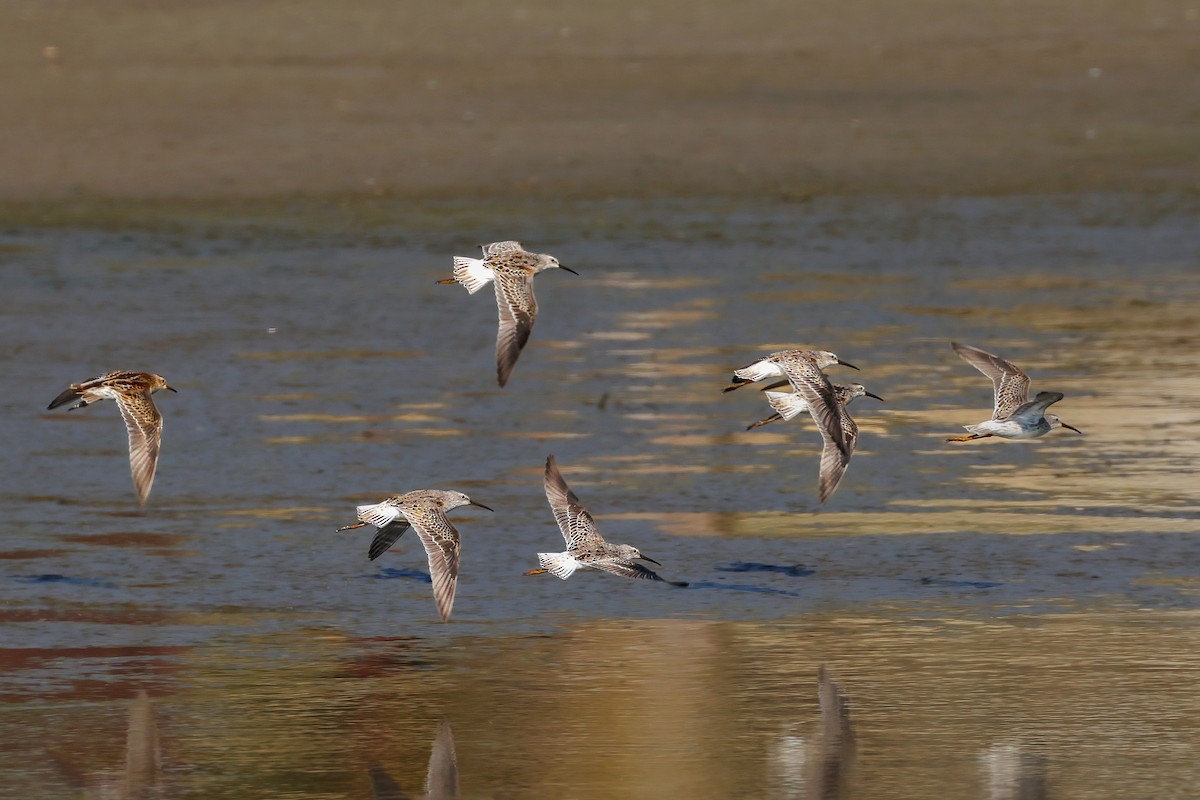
[2,196,1199,798]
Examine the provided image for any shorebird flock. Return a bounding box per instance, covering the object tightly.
[46,241,1082,622]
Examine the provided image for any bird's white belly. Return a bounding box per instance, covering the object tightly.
[966,419,1046,439]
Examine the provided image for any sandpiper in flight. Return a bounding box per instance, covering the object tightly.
[47,371,176,505]
[724,348,865,503]
[337,489,494,622]
[947,341,1082,442]
[439,241,577,387]
[525,455,687,586]
[746,382,884,503]
[722,348,859,394]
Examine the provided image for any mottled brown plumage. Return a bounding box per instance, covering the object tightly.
[949,342,1081,441]
[951,342,1032,421]
[747,383,884,504]
[47,371,176,505]
[526,455,686,585]
[337,490,493,622]
[439,241,576,387]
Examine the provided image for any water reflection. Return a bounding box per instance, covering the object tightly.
[369,719,458,800]
[49,691,163,800]
[0,613,1197,796]
[768,667,856,800]
[981,742,1049,800]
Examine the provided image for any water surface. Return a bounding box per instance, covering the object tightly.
[2,196,1199,798]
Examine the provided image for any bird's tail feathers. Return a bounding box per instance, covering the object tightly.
[763,391,806,421]
[451,257,494,294]
[537,552,577,580]
[731,359,778,385]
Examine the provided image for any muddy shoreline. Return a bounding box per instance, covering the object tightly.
[3,0,1198,209]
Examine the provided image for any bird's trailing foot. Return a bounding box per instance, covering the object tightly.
[746,413,784,431]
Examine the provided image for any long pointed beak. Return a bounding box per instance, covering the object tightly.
[559,265,579,275]
[166,385,178,393]
[836,359,860,371]
[469,501,495,512]
[639,555,662,566]
[864,391,884,401]
[1062,423,1083,434]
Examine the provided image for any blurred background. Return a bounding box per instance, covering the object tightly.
[3,0,1199,206]
[2,2,1200,799]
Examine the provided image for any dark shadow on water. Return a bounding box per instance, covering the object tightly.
[12,574,118,588]
[686,581,803,597]
[715,562,816,577]
[912,577,1005,590]
[368,765,407,800]
[371,568,432,584]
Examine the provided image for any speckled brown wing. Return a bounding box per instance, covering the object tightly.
[780,358,849,458]
[407,509,462,623]
[492,269,538,387]
[544,455,603,552]
[952,342,1031,420]
[817,404,859,505]
[482,240,522,256]
[588,558,670,582]
[114,389,163,505]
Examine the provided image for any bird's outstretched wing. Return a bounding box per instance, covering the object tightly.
[114,390,163,505]
[589,558,687,586]
[544,455,605,551]
[817,406,859,505]
[1010,390,1065,422]
[482,240,522,256]
[952,342,1031,420]
[409,511,462,623]
[493,272,538,387]
[368,522,412,561]
[780,360,848,458]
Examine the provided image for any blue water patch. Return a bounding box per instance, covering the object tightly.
[12,574,118,589]
[370,568,432,583]
[714,562,815,578]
